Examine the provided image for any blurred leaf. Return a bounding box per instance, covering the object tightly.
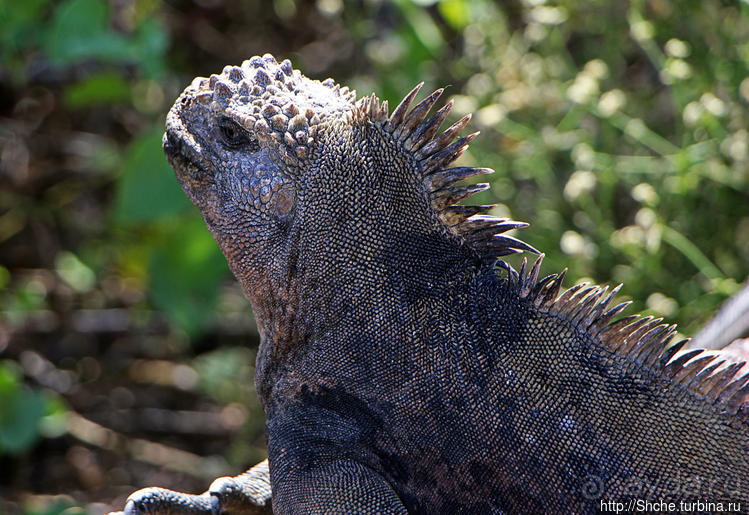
[660,224,725,282]
[11,278,48,312]
[114,126,190,223]
[22,498,79,515]
[43,0,166,77]
[136,18,169,78]
[63,72,130,107]
[273,0,297,20]
[39,395,70,439]
[44,0,128,63]
[395,0,444,57]
[0,364,46,455]
[438,0,470,30]
[55,251,96,292]
[0,0,47,62]
[149,216,229,335]
[193,347,255,403]
[0,265,9,289]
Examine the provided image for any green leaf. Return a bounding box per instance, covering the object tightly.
[438,0,470,30]
[0,365,46,455]
[0,265,10,289]
[135,18,169,78]
[0,0,47,59]
[44,0,124,64]
[39,395,69,439]
[113,126,190,223]
[194,347,254,403]
[64,72,131,108]
[23,498,80,515]
[43,0,167,77]
[0,365,18,392]
[55,251,96,292]
[395,0,444,56]
[149,216,230,336]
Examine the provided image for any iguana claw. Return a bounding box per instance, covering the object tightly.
[123,488,213,514]
[209,495,222,515]
[116,460,272,514]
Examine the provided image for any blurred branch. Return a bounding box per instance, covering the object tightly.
[659,224,725,282]
[66,411,231,480]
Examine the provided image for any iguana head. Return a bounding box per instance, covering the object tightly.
[164,54,535,338]
[163,55,355,291]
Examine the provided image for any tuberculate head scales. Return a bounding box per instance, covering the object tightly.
[166,54,355,171]
[163,54,360,294]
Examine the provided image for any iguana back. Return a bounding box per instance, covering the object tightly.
[123,54,749,514]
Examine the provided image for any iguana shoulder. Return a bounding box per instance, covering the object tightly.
[120,54,749,514]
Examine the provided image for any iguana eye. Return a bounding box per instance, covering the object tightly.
[218,118,258,150]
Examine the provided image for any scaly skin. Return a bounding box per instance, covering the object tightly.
[120,54,749,514]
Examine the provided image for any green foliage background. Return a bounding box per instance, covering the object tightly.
[0,0,747,512]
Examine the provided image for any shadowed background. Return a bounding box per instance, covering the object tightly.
[1,0,748,513]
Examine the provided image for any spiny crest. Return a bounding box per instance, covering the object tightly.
[186,53,355,170]
[358,83,538,260]
[507,255,749,421]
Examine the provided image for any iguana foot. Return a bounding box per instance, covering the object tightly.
[206,461,272,514]
[124,488,213,515]
[120,460,272,514]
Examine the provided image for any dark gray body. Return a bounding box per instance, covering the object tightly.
[266,264,748,512]
[120,54,749,515]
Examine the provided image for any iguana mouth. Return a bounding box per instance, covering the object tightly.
[163,111,211,179]
[162,129,193,169]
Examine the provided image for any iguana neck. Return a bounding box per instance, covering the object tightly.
[252,119,479,404]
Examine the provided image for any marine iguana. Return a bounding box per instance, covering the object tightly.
[122,54,749,514]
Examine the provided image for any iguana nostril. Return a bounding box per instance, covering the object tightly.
[162,133,173,154]
[163,129,181,154]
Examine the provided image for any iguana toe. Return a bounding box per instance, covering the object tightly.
[124,487,213,514]
[207,463,272,513]
[209,493,222,515]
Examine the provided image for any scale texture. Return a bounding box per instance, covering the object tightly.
[122,54,749,514]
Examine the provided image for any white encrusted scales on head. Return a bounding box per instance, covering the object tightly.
[185,53,356,169]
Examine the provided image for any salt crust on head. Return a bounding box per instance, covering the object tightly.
[183,53,355,170]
